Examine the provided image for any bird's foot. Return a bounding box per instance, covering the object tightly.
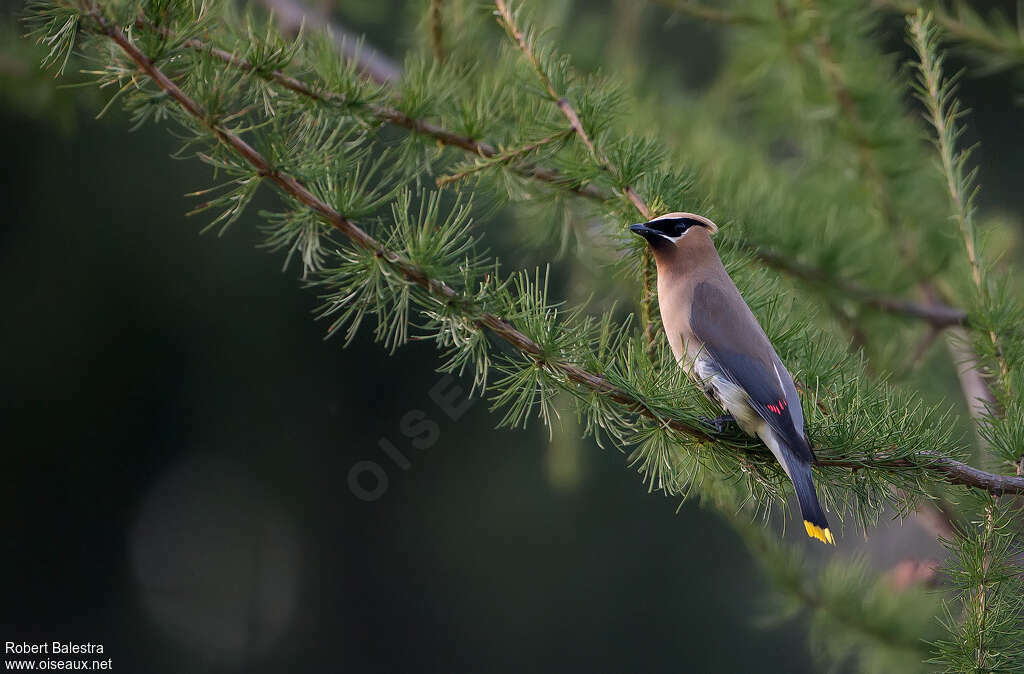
[700,414,736,434]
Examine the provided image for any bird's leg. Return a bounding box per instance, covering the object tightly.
[700,414,736,434]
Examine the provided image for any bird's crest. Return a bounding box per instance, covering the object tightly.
[648,212,719,235]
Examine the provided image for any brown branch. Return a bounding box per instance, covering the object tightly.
[86,4,1024,497]
[435,129,574,188]
[492,0,658,357]
[819,453,1024,495]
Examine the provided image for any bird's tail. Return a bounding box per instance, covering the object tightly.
[790,463,834,545]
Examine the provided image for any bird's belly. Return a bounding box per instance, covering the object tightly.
[690,355,792,478]
[693,357,763,437]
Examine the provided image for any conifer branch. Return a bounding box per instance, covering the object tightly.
[909,12,1010,387]
[492,0,658,358]
[931,497,1024,670]
[796,0,1000,437]
[161,23,971,335]
[435,129,574,187]
[87,1,710,439]
[908,16,1024,669]
[491,0,653,221]
[876,0,1024,70]
[802,0,901,240]
[149,27,607,201]
[77,3,1024,499]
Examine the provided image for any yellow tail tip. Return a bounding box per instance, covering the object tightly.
[804,521,835,545]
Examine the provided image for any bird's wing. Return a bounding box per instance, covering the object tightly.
[690,281,812,462]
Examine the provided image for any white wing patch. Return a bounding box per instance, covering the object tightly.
[772,362,785,390]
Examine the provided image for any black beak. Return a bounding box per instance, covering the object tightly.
[630,223,661,244]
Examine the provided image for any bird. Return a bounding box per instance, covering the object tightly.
[630,212,834,545]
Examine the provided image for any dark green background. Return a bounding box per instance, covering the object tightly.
[2,1,1021,671]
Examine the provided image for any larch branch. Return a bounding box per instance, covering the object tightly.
[160,28,606,200]
[798,1,997,435]
[81,4,1024,497]
[910,15,1010,386]
[492,0,658,358]
[160,22,971,334]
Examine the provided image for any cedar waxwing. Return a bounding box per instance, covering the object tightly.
[630,213,834,545]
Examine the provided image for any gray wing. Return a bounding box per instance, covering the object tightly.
[691,281,812,460]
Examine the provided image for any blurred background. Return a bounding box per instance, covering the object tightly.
[1,0,1022,672]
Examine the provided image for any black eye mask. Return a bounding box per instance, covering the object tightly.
[649,217,708,238]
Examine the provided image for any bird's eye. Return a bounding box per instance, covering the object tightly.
[673,222,690,237]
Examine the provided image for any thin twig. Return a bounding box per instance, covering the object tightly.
[975,503,994,670]
[86,4,1024,497]
[910,15,1010,385]
[435,129,574,187]
[492,0,658,359]
[487,4,650,218]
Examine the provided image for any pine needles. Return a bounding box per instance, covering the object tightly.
[22,0,1024,670]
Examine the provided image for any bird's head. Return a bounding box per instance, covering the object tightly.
[629,212,718,252]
